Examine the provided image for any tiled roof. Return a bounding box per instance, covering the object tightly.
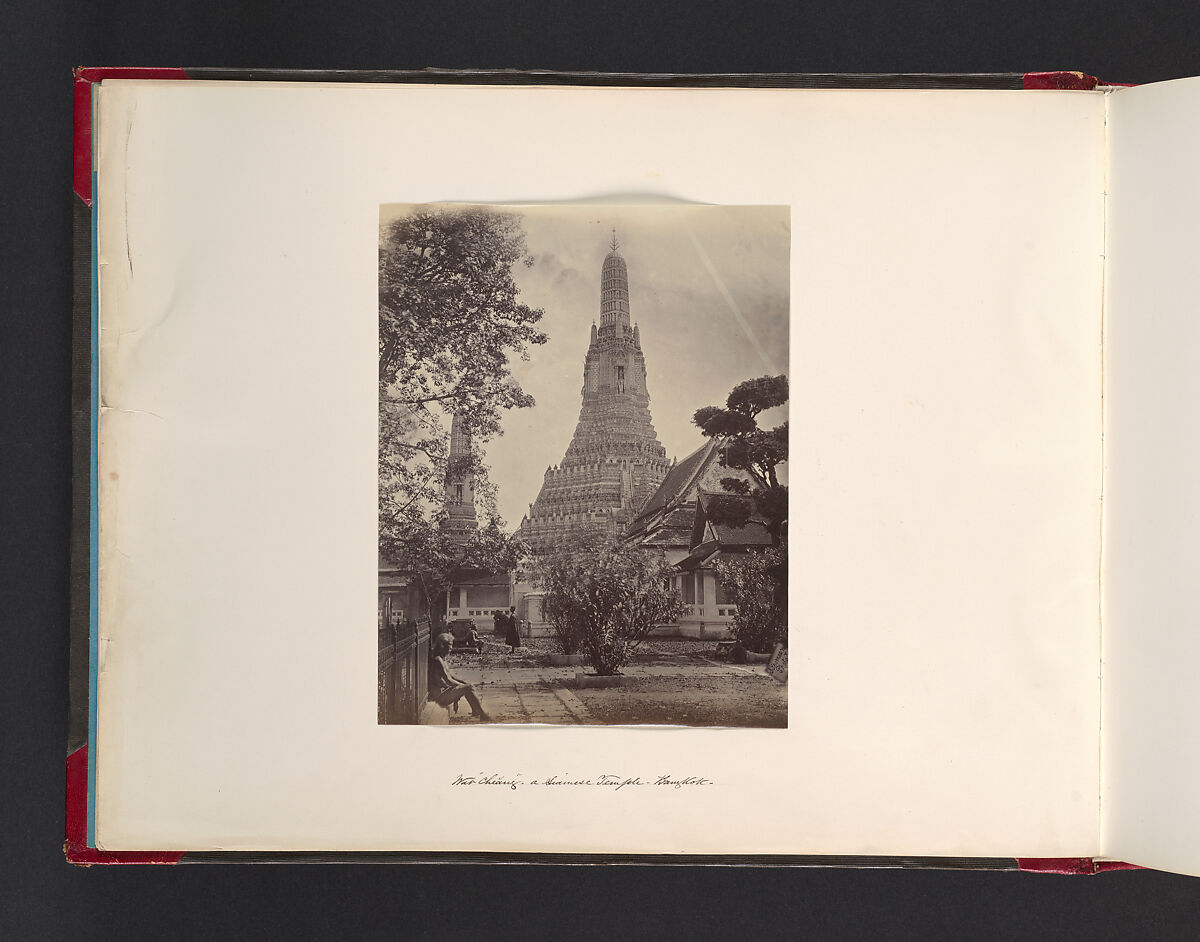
[712,521,773,546]
[631,438,719,523]
[696,490,773,549]
[677,540,720,571]
[663,506,696,528]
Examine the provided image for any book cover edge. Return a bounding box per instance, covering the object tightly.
[67,64,1132,871]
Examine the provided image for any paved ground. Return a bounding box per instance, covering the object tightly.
[572,675,787,728]
[436,639,785,727]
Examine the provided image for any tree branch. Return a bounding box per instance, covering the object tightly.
[381,389,462,406]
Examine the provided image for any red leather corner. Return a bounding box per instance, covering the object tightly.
[1022,71,1100,90]
[72,67,189,206]
[1017,857,1096,875]
[65,744,184,865]
[1017,857,1142,875]
[1094,859,1144,873]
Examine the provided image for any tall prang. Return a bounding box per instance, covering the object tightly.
[519,231,671,549]
[443,412,478,542]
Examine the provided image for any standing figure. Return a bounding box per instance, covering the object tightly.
[428,634,491,721]
[504,606,522,654]
[492,609,506,637]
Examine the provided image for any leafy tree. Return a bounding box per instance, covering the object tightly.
[534,532,602,655]
[379,205,546,433]
[378,206,546,616]
[716,547,787,653]
[693,375,789,652]
[392,515,528,630]
[540,588,587,656]
[534,535,684,674]
[692,374,788,544]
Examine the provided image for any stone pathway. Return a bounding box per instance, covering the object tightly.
[442,652,771,726]
[445,671,599,725]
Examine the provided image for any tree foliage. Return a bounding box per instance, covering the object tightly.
[693,375,789,653]
[396,516,529,623]
[540,596,587,656]
[692,374,788,543]
[716,547,787,653]
[378,206,546,610]
[533,535,684,674]
[379,206,547,431]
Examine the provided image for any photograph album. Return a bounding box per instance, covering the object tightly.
[70,71,1200,874]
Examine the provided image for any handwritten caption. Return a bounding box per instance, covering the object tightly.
[451,773,712,792]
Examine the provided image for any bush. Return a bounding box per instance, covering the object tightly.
[535,535,683,675]
[716,547,787,654]
[541,589,586,655]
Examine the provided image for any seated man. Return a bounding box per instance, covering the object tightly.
[428,633,492,721]
[448,619,484,654]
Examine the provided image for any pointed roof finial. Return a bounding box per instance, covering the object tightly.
[610,228,620,253]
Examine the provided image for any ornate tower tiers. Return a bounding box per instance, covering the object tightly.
[443,412,478,542]
[520,233,670,549]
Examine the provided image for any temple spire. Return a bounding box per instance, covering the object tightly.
[444,413,477,538]
[600,233,631,329]
[518,234,668,549]
[448,412,471,459]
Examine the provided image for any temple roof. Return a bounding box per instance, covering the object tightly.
[677,540,720,572]
[631,438,720,524]
[693,490,773,550]
[632,506,696,546]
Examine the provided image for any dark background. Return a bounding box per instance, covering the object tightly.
[6,1,1200,938]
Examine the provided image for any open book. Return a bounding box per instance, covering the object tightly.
[70,70,1200,874]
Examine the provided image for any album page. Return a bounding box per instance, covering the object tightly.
[1103,76,1200,876]
[94,80,1104,855]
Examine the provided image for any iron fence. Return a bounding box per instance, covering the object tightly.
[378,618,431,724]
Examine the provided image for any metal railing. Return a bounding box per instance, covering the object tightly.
[378,618,431,724]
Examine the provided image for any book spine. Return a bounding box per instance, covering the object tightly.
[67,67,188,866]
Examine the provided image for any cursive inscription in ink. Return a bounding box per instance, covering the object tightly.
[450,773,713,792]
